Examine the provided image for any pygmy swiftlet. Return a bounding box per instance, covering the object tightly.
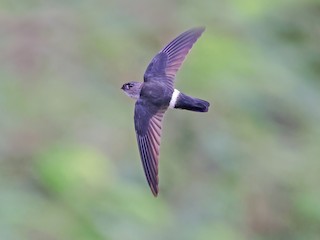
[121,27,210,196]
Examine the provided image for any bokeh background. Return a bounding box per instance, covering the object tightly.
[1,0,320,239]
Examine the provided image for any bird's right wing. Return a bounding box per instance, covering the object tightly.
[134,99,166,196]
[144,27,205,88]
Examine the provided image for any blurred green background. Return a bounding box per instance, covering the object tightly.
[1,0,320,239]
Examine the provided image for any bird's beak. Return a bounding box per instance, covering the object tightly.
[121,85,124,90]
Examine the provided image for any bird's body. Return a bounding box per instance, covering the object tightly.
[121,27,210,196]
[141,81,172,108]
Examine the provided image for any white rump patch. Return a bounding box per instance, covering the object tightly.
[169,89,180,109]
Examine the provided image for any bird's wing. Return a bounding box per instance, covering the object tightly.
[144,27,205,88]
[134,99,166,196]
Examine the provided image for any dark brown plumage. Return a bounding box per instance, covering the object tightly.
[121,27,209,196]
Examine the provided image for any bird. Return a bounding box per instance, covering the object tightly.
[121,27,210,196]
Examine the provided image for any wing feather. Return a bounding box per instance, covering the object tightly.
[161,27,205,82]
[143,27,205,87]
[135,101,166,196]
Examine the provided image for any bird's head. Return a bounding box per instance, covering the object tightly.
[121,81,142,100]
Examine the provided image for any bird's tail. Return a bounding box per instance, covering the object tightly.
[174,92,210,112]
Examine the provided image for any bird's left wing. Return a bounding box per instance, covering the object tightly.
[134,99,166,196]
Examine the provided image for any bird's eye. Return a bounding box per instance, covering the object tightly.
[126,84,131,90]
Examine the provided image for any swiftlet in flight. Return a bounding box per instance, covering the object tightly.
[121,27,210,196]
